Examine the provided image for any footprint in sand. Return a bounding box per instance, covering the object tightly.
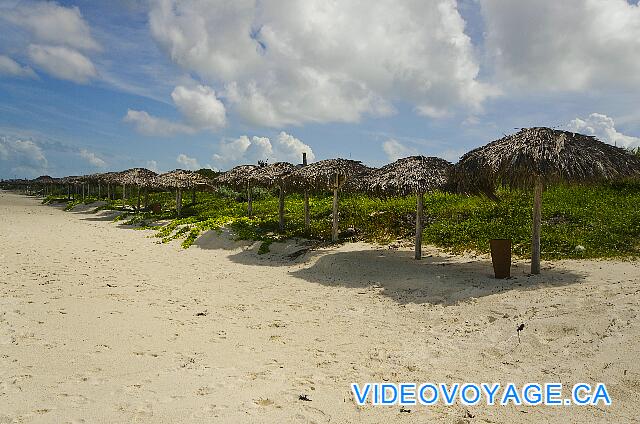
[116,401,154,419]
[196,386,213,396]
[58,393,90,405]
[189,403,229,420]
[247,370,271,381]
[123,383,143,394]
[77,375,105,386]
[7,374,32,393]
[254,398,276,407]
[207,330,227,343]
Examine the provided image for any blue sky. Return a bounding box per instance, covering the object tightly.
[1,0,639,178]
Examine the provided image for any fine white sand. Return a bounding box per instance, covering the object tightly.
[1,190,639,423]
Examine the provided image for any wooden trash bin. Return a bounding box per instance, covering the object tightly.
[490,239,511,278]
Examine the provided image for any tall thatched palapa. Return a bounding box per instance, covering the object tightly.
[106,170,131,209]
[60,175,82,200]
[215,165,260,216]
[100,171,124,201]
[83,173,101,198]
[365,156,452,259]
[287,159,371,241]
[118,168,158,210]
[452,127,640,274]
[250,162,296,231]
[156,169,213,216]
[33,175,57,196]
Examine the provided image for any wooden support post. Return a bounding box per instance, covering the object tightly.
[332,174,339,242]
[531,179,543,274]
[98,183,101,198]
[415,192,424,260]
[247,185,253,217]
[176,188,182,217]
[278,185,285,232]
[303,152,310,233]
[304,191,310,233]
[82,183,85,200]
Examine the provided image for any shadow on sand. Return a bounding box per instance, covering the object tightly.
[228,244,585,306]
[59,203,585,306]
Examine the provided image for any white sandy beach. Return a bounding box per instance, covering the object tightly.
[1,190,639,423]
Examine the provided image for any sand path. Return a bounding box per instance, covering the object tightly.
[1,191,638,423]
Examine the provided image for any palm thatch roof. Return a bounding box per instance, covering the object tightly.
[116,168,158,186]
[452,127,640,193]
[33,175,57,184]
[60,175,83,184]
[250,162,297,187]
[155,169,213,189]
[97,171,125,184]
[364,156,452,196]
[82,173,101,182]
[215,164,260,189]
[286,158,372,192]
[1,178,30,186]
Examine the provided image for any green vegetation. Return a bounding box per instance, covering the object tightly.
[47,181,640,259]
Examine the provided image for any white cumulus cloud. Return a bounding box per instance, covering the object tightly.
[481,0,640,91]
[0,55,36,78]
[149,0,494,127]
[28,44,97,84]
[212,132,314,169]
[124,85,227,136]
[382,139,418,162]
[4,1,100,51]
[568,113,640,149]
[272,132,315,164]
[171,85,226,130]
[0,137,48,177]
[123,109,194,136]
[79,148,106,168]
[146,160,159,173]
[176,153,201,170]
[1,2,100,84]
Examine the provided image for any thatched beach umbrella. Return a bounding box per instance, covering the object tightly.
[156,169,212,216]
[34,175,57,196]
[365,156,452,259]
[106,170,131,209]
[287,159,371,241]
[452,127,640,274]
[216,165,260,216]
[85,172,116,199]
[60,175,82,200]
[250,162,296,231]
[98,171,122,200]
[118,168,158,210]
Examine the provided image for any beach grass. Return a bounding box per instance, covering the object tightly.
[46,180,640,259]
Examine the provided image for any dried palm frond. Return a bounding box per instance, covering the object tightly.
[250,162,297,187]
[215,164,260,189]
[364,156,452,196]
[452,127,640,193]
[155,169,213,189]
[286,158,372,192]
[116,168,158,186]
